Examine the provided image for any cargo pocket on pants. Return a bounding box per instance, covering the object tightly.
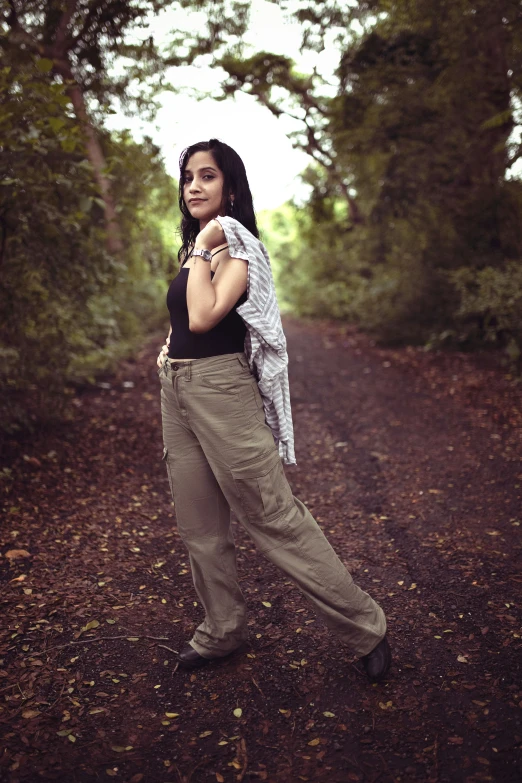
[162,447,174,498]
[231,451,294,526]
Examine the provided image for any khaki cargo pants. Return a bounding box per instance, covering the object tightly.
[158,351,386,659]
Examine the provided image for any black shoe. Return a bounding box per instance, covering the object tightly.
[178,643,242,669]
[361,635,392,682]
[178,644,215,669]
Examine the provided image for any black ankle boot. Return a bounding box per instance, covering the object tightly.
[178,644,216,669]
[360,635,392,682]
[178,643,243,669]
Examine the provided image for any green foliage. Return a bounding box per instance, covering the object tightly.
[235,1,522,367]
[66,131,180,381]
[257,203,301,312]
[436,261,522,365]
[1,1,176,110]
[261,177,522,352]
[0,53,178,432]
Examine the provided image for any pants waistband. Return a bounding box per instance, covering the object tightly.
[163,352,248,379]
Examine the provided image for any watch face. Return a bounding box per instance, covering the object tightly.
[194,249,212,261]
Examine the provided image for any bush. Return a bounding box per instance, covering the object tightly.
[430,261,522,368]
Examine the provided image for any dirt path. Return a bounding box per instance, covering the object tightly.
[1,317,521,783]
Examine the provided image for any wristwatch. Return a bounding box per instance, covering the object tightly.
[192,248,212,262]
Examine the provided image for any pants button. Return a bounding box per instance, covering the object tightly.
[172,363,179,370]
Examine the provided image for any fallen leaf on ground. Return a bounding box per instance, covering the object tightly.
[22,709,40,718]
[5,549,31,560]
[81,620,100,632]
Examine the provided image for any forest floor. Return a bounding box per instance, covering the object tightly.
[0,316,521,783]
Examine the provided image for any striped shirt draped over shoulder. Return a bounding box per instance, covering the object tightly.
[215,215,296,466]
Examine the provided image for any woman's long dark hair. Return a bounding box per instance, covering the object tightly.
[177,139,259,265]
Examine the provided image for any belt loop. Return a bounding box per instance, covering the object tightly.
[187,362,191,381]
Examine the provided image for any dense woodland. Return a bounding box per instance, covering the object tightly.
[1,0,522,433]
[240,0,522,357]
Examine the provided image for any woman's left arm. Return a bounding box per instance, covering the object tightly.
[187,220,247,333]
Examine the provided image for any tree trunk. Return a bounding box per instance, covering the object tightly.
[59,63,124,254]
[339,180,364,225]
[465,3,513,190]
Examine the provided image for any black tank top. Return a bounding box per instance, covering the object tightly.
[167,256,247,359]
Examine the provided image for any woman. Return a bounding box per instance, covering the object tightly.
[157,139,391,682]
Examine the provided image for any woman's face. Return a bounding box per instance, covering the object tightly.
[183,151,226,227]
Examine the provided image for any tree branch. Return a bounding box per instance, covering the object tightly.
[7,0,18,28]
[218,56,364,223]
[6,25,49,57]
[5,2,50,58]
[54,0,78,55]
[0,211,8,268]
[508,143,522,168]
[71,0,106,47]
[40,634,169,654]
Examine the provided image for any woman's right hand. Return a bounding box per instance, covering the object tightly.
[157,334,170,368]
